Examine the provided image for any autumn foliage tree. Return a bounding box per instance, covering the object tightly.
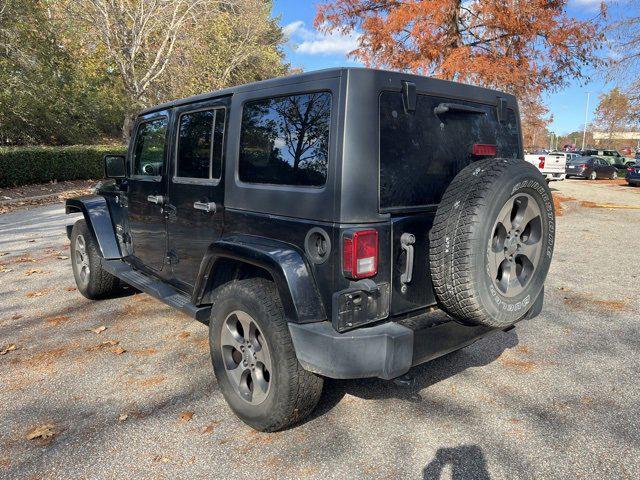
[316,0,604,131]
[592,87,638,142]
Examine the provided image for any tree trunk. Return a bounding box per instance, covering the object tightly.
[122,113,135,144]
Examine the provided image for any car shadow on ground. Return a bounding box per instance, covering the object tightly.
[306,326,519,423]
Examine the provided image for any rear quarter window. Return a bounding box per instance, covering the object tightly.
[238,92,331,187]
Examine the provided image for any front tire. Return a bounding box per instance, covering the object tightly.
[209,278,323,432]
[70,219,120,299]
[611,170,618,180]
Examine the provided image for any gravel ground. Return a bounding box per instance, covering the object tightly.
[0,179,639,480]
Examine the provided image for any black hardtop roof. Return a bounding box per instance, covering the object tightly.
[139,67,516,116]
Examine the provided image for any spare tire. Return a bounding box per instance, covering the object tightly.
[429,158,555,328]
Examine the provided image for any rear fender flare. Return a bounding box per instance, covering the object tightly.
[194,236,326,323]
[65,196,122,259]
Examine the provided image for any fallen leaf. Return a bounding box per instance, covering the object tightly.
[0,252,8,256]
[177,331,190,339]
[202,421,220,434]
[0,344,17,355]
[178,411,194,423]
[110,347,126,355]
[57,256,69,260]
[90,326,107,334]
[0,266,13,273]
[118,414,129,422]
[27,239,36,243]
[26,289,49,298]
[66,287,77,292]
[86,340,119,351]
[152,455,171,463]
[25,269,42,276]
[26,423,56,440]
[46,315,70,326]
[11,314,23,320]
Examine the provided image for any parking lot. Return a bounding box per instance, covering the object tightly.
[0,179,639,479]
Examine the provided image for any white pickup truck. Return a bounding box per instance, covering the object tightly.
[524,151,576,182]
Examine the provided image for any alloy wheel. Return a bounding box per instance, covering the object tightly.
[74,234,90,287]
[219,310,272,405]
[488,193,543,298]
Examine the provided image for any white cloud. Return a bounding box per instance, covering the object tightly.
[283,20,360,57]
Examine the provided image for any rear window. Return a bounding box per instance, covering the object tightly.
[239,92,331,187]
[379,92,520,210]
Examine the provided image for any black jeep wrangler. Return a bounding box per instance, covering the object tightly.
[65,68,555,431]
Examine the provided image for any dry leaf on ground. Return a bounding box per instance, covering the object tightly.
[26,423,57,441]
[27,239,36,243]
[25,269,42,276]
[178,411,194,423]
[202,421,220,434]
[57,256,69,260]
[0,344,17,355]
[11,314,22,320]
[110,347,126,355]
[86,340,119,351]
[118,414,129,422]
[90,326,107,334]
[66,287,77,292]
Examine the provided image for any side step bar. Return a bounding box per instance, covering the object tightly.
[102,259,211,323]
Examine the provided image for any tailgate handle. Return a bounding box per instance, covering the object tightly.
[400,233,415,285]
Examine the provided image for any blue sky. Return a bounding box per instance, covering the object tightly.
[272,0,628,136]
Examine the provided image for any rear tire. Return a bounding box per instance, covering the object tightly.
[589,171,597,180]
[611,171,618,180]
[70,219,120,299]
[429,158,555,328]
[209,278,323,432]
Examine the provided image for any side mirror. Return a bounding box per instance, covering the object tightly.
[104,154,126,178]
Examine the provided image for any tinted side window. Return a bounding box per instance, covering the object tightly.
[133,118,168,177]
[239,92,331,187]
[177,110,214,179]
[176,108,226,180]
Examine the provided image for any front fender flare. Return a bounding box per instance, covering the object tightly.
[65,196,122,259]
[194,235,326,324]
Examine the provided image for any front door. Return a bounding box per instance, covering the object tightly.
[166,101,228,290]
[127,114,170,272]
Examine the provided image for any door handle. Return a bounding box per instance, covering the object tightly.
[193,201,217,213]
[147,195,164,205]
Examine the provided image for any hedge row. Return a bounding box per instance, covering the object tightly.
[0,145,126,188]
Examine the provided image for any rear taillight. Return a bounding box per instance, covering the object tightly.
[628,167,635,172]
[538,156,545,169]
[343,230,378,279]
[579,164,587,169]
[473,144,496,156]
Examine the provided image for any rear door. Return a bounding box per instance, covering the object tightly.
[166,99,228,291]
[127,114,170,272]
[379,91,522,315]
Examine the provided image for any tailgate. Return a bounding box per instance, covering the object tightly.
[379,90,521,314]
[544,154,566,174]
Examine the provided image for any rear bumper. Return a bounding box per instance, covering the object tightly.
[289,317,498,380]
[627,177,640,185]
[544,172,566,181]
[290,287,545,380]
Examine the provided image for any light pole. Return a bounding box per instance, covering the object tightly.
[581,92,591,150]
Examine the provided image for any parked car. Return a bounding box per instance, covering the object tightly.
[566,156,619,180]
[626,162,640,186]
[524,151,567,182]
[580,149,635,168]
[64,68,555,432]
